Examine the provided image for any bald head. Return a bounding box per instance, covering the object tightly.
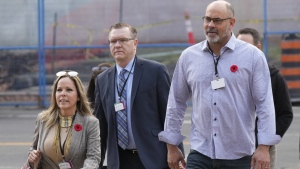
[206,0,234,18]
[204,0,235,47]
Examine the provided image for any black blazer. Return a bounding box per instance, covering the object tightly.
[94,57,184,169]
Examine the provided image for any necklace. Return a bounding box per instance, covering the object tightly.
[59,114,75,132]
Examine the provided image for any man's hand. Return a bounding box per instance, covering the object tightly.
[251,145,270,169]
[167,144,186,169]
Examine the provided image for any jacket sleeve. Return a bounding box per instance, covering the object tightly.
[272,71,293,137]
[82,116,101,169]
[28,113,42,168]
[156,64,171,127]
[93,77,108,169]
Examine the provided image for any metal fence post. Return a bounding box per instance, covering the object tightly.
[38,0,46,108]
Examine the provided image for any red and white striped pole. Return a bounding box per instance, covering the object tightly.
[184,11,195,44]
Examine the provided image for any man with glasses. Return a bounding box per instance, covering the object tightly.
[159,1,280,169]
[94,23,184,169]
[237,27,293,169]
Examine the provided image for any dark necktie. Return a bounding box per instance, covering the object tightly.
[117,69,129,149]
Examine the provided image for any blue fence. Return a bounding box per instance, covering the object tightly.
[0,0,299,107]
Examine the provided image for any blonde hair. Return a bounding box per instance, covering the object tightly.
[40,73,92,128]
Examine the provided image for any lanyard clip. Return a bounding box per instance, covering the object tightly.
[216,74,219,81]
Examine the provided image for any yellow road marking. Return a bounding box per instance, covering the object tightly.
[0,142,31,146]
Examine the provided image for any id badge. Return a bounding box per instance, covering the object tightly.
[58,160,72,169]
[211,78,226,90]
[114,102,125,112]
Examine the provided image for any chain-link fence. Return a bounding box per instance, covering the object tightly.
[0,0,299,107]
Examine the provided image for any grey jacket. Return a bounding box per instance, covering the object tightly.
[28,112,101,169]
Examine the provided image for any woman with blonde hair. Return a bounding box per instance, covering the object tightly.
[24,70,100,169]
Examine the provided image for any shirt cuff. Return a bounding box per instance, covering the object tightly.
[158,131,186,145]
[257,133,281,145]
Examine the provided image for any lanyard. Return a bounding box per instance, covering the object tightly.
[213,56,220,80]
[58,112,76,161]
[116,57,136,102]
[209,48,229,80]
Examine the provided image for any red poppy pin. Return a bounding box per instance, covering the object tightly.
[230,64,238,72]
[74,124,82,131]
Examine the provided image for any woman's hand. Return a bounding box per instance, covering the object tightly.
[28,150,41,163]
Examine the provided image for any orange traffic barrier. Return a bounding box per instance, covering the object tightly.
[281,41,300,49]
[281,68,300,76]
[281,54,300,62]
[280,33,300,101]
[286,81,300,89]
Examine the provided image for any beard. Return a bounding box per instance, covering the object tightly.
[205,25,230,43]
[206,34,220,43]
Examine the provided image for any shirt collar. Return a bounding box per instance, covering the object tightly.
[116,56,136,75]
[202,33,237,52]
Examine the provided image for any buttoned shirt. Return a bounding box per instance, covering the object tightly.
[115,57,136,149]
[159,34,281,159]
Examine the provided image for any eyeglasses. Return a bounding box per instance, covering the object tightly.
[92,66,110,72]
[202,16,232,25]
[108,38,134,46]
[56,71,78,77]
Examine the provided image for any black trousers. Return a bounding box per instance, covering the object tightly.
[118,146,146,169]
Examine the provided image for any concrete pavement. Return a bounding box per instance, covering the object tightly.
[0,105,299,168]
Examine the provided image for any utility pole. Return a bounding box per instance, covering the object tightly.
[119,0,123,22]
[51,13,57,73]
